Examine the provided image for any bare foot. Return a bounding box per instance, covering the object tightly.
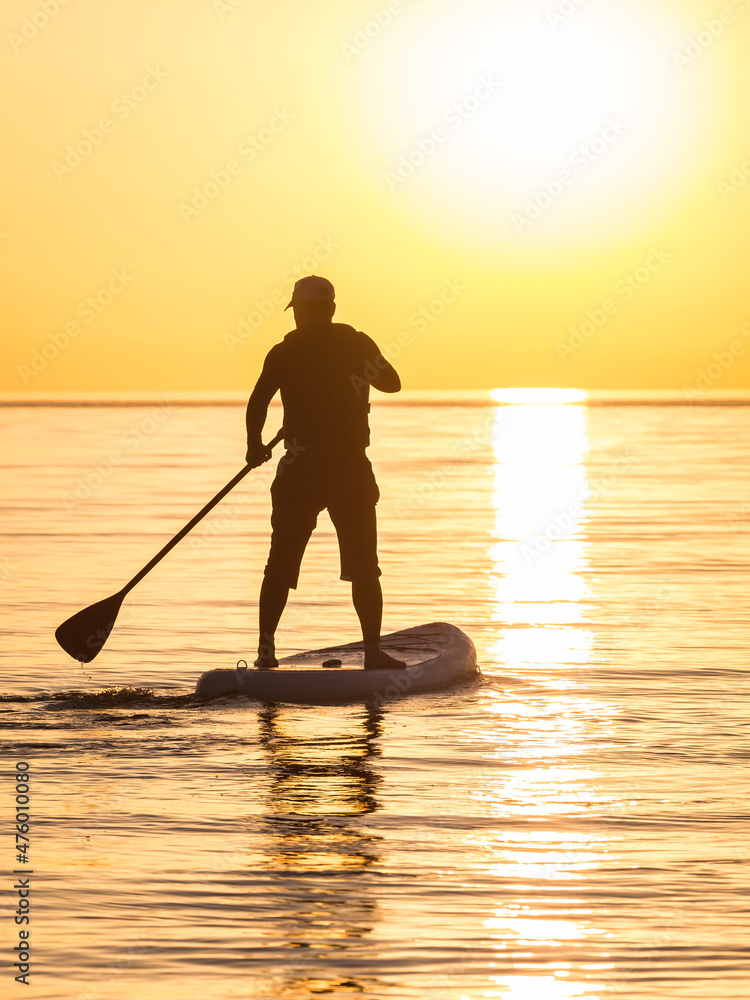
[254,634,278,670]
[363,650,407,670]
[254,653,278,670]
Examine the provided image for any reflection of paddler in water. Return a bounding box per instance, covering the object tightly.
[256,704,386,995]
[245,275,407,671]
[258,702,384,825]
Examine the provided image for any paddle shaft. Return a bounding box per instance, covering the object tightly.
[122,428,284,596]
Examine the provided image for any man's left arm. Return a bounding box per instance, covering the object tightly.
[360,333,401,393]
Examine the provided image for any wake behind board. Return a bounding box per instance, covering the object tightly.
[195,622,478,704]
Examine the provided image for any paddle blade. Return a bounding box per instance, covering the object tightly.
[55,591,126,663]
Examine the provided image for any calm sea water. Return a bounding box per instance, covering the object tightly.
[1,395,749,1000]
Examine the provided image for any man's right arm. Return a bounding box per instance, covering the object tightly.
[245,348,281,467]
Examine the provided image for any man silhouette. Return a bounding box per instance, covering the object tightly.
[245,275,407,670]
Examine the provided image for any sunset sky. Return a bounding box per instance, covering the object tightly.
[3,0,750,392]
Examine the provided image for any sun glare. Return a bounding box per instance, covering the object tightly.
[489,400,594,663]
[491,388,588,404]
[353,0,713,247]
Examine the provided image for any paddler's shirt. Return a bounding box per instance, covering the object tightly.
[246,322,400,457]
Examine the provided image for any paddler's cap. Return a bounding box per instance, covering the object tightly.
[285,275,335,310]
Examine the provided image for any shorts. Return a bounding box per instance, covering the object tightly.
[264,450,381,589]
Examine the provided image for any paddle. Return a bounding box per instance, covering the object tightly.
[55,429,284,663]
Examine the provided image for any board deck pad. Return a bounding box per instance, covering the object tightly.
[277,627,450,670]
[195,622,478,704]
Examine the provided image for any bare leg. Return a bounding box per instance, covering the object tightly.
[256,574,289,668]
[351,576,406,669]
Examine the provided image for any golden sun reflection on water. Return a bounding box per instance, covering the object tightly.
[469,402,614,998]
[480,974,611,999]
[490,402,595,658]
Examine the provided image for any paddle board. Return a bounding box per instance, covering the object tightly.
[194,622,478,704]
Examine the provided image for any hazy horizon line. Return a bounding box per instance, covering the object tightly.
[2,388,750,407]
